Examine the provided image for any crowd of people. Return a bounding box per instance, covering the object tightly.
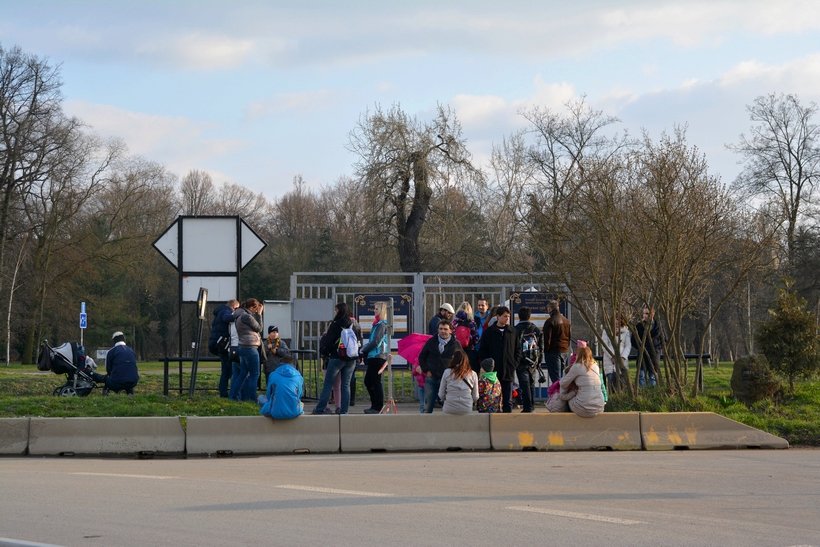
[205,295,665,420]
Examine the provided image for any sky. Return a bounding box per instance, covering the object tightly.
[3,0,820,200]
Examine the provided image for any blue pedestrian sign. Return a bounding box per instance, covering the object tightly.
[80,312,87,329]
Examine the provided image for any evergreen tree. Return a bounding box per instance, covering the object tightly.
[756,280,820,393]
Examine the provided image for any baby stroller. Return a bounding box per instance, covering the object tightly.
[37,340,97,397]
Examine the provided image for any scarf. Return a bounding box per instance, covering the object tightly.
[438,335,451,353]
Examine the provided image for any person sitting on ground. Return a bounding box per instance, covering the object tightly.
[92,331,139,395]
[258,363,304,420]
[476,358,502,413]
[547,345,605,417]
[438,351,478,415]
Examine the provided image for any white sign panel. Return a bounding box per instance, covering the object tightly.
[182,276,237,302]
[182,217,237,273]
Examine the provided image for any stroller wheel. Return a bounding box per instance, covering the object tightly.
[57,386,78,397]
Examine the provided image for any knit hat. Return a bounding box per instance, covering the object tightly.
[111,331,125,343]
[268,325,278,334]
[440,303,455,314]
[480,358,495,372]
[576,339,587,348]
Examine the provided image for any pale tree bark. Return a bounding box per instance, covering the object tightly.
[5,232,28,365]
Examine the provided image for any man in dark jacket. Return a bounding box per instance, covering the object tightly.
[543,299,571,383]
[478,306,521,413]
[633,306,661,386]
[92,331,139,395]
[514,306,543,413]
[209,299,239,398]
[418,319,462,413]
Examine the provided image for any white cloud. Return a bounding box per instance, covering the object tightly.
[719,53,820,95]
[64,100,244,178]
[135,32,257,70]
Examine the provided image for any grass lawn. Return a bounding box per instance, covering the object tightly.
[1,361,817,446]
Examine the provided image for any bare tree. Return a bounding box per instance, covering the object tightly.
[348,104,477,271]
[17,131,121,362]
[523,97,624,214]
[213,181,267,226]
[0,45,66,301]
[179,169,216,215]
[732,93,820,266]
[629,129,776,398]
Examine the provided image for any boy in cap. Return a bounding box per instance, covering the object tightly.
[476,358,502,413]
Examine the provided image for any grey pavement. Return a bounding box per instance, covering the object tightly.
[1,449,818,546]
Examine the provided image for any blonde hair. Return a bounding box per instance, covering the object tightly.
[374,301,388,321]
[458,301,473,317]
[575,346,597,371]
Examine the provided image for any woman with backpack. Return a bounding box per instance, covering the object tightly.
[358,301,391,414]
[313,302,359,415]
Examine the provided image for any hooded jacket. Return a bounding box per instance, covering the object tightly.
[233,307,262,348]
[208,303,234,347]
[259,364,304,419]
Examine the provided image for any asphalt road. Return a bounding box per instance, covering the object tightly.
[1,450,818,547]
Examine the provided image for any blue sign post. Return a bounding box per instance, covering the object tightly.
[79,302,87,345]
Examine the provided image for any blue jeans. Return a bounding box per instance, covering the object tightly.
[544,351,568,383]
[314,358,356,414]
[423,375,442,413]
[230,346,260,401]
[218,349,234,398]
[415,385,425,413]
[639,368,657,387]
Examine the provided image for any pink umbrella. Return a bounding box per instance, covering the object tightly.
[397,333,433,366]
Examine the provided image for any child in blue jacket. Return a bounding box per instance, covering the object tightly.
[258,364,304,419]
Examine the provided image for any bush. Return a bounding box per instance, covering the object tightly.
[730,354,781,406]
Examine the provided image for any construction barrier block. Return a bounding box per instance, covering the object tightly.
[640,412,789,450]
[0,418,30,455]
[185,415,340,456]
[340,414,491,452]
[28,417,185,456]
[490,413,642,451]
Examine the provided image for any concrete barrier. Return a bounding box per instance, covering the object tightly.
[185,415,340,455]
[490,413,642,451]
[640,412,789,450]
[28,417,185,456]
[0,418,30,455]
[340,414,491,452]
